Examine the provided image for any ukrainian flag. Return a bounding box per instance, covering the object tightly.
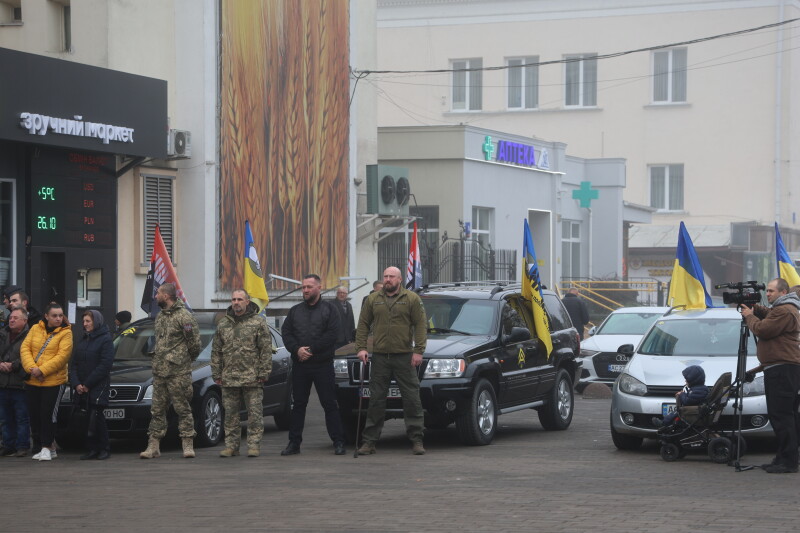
[667,222,712,309]
[775,223,800,287]
[522,219,553,358]
[244,220,270,311]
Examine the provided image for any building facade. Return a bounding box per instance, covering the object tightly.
[375,0,800,290]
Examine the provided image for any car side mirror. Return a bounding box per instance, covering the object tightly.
[504,327,531,344]
[588,326,597,336]
[617,344,634,357]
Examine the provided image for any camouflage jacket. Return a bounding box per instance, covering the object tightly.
[211,302,272,386]
[152,299,201,377]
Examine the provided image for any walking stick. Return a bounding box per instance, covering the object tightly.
[353,358,365,458]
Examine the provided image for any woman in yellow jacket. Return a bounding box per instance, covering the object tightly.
[20,302,73,461]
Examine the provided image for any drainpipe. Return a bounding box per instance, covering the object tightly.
[774,0,785,224]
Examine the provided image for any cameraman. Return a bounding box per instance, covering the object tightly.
[740,277,800,474]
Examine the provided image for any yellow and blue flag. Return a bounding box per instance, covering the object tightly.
[667,222,712,309]
[522,219,552,357]
[244,220,270,311]
[775,223,800,287]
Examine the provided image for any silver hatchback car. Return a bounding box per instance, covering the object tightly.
[610,307,772,450]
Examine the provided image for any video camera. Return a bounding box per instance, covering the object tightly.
[714,281,765,307]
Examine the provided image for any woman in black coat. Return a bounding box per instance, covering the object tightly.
[69,309,114,460]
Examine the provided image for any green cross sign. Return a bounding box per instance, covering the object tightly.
[482,135,494,161]
[572,181,599,208]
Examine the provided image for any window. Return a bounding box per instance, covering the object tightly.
[507,56,539,109]
[471,206,493,249]
[63,5,71,52]
[543,293,572,332]
[376,206,439,280]
[452,58,483,111]
[564,54,597,107]
[142,174,174,262]
[561,220,580,279]
[649,164,684,211]
[653,48,687,103]
[0,179,15,287]
[0,0,21,23]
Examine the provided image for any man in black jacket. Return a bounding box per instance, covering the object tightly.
[333,286,355,348]
[0,307,31,457]
[280,274,346,456]
[8,290,42,329]
[562,288,590,339]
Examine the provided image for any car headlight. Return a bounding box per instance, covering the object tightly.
[143,385,153,400]
[618,373,647,396]
[423,359,465,378]
[743,375,765,397]
[61,387,71,402]
[579,349,600,358]
[334,358,349,379]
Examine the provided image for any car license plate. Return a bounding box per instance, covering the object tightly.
[104,408,125,420]
[608,364,626,373]
[361,387,401,399]
[661,403,677,416]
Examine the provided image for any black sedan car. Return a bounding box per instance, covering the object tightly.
[58,311,292,447]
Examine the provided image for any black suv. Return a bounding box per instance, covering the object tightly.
[334,284,581,445]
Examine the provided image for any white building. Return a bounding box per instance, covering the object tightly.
[0,0,381,319]
[375,0,800,288]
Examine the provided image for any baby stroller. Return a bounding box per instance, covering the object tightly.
[658,372,745,463]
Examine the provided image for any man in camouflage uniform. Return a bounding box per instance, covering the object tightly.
[211,289,272,458]
[140,283,201,459]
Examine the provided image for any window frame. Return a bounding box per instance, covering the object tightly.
[451,58,483,111]
[561,220,581,279]
[652,48,687,104]
[649,164,685,212]
[506,56,539,110]
[141,173,175,264]
[564,53,598,108]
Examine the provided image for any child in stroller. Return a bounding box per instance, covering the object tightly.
[656,371,740,462]
[652,365,709,429]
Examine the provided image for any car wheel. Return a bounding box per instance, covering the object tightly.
[538,369,574,431]
[708,436,733,464]
[609,414,643,450]
[660,443,681,462]
[194,389,224,448]
[456,378,497,446]
[730,434,747,459]
[273,382,293,431]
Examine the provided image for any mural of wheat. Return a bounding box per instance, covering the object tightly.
[219,0,349,292]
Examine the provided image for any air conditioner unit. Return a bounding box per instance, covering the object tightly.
[366,164,410,216]
[167,129,192,158]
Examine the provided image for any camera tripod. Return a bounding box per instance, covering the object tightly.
[730,315,756,472]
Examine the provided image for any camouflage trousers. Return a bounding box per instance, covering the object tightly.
[222,386,264,450]
[148,373,196,439]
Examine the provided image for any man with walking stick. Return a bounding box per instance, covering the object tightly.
[355,266,428,456]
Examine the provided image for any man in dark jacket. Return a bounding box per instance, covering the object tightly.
[280,274,345,456]
[562,288,590,339]
[333,286,355,348]
[8,290,42,329]
[0,307,31,457]
[741,277,800,474]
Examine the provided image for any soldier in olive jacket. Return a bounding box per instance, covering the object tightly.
[355,266,427,456]
[140,283,201,460]
[212,289,272,457]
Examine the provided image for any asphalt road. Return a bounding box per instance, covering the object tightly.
[3,394,796,532]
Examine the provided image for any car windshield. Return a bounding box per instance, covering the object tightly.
[596,312,663,335]
[422,297,496,336]
[639,318,756,356]
[113,323,216,361]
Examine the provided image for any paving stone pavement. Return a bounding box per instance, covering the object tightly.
[2,394,796,532]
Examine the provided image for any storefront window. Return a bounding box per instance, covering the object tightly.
[0,180,15,287]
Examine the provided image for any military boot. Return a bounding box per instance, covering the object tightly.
[411,441,426,455]
[219,448,240,457]
[139,437,161,459]
[182,438,196,458]
[357,441,376,455]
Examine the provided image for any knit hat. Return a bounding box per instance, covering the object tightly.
[115,310,132,324]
